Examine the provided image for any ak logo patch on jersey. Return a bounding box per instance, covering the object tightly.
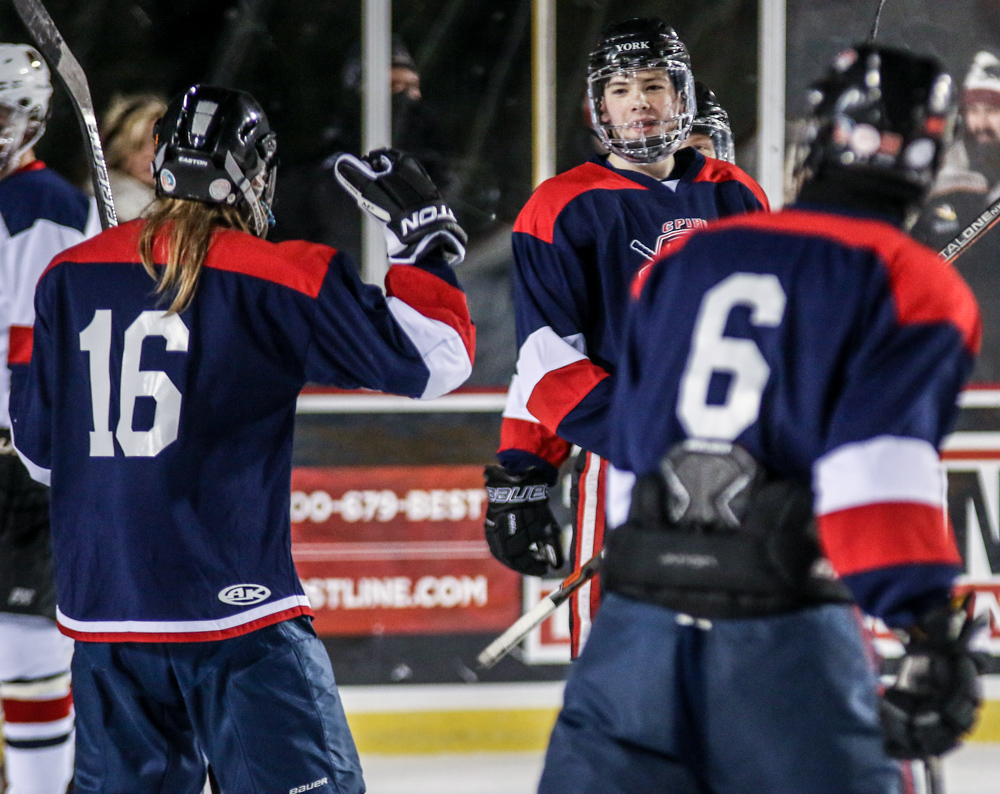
[218,583,271,606]
[630,217,709,261]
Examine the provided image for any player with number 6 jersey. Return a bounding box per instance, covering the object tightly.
[9,85,473,794]
[539,46,984,794]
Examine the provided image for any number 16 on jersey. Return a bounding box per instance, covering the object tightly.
[80,309,189,458]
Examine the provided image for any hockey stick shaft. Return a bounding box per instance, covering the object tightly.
[924,756,944,794]
[938,193,1000,263]
[477,549,604,669]
[12,0,117,230]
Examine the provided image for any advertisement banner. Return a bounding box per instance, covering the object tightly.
[291,465,522,636]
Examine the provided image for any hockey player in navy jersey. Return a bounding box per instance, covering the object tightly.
[538,45,984,794]
[0,43,100,794]
[484,17,768,658]
[683,82,735,163]
[9,85,474,794]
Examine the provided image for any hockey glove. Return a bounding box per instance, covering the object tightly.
[484,465,564,577]
[333,148,467,265]
[880,594,987,759]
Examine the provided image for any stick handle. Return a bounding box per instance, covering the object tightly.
[924,756,944,794]
[476,550,604,670]
[938,194,1000,263]
[11,0,117,229]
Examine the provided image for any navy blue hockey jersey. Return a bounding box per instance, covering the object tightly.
[9,220,474,642]
[0,161,100,428]
[610,206,980,626]
[499,149,768,475]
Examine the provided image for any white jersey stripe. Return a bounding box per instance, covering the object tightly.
[385,296,473,400]
[2,715,74,741]
[813,435,945,516]
[502,327,589,422]
[56,594,312,636]
[606,465,636,530]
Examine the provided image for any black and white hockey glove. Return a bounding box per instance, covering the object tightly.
[333,148,467,265]
[880,594,986,759]
[484,465,564,577]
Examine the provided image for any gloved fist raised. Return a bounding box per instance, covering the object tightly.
[484,465,564,577]
[333,148,467,265]
[880,594,987,759]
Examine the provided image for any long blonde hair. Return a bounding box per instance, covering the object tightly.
[138,198,250,314]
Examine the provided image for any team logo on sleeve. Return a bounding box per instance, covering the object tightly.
[218,583,272,605]
[630,217,709,261]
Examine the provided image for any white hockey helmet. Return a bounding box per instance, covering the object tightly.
[0,44,52,175]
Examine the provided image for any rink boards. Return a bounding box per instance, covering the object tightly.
[293,387,1000,751]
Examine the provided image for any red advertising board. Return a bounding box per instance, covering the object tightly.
[290,465,522,636]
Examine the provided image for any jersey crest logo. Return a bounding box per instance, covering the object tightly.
[218,583,272,606]
[630,217,709,262]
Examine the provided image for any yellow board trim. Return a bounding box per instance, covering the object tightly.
[971,699,1000,743]
[347,708,559,755]
[348,701,1000,755]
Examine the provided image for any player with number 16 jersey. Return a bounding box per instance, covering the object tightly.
[9,85,473,794]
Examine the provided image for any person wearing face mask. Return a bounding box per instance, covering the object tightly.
[271,36,454,264]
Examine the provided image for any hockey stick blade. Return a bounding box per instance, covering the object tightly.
[938,194,1000,263]
[477,550,604,670]
[12,0,117,230]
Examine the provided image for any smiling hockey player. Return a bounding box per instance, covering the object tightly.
[484,17,768,658]
[539,44,984,794]
[9,84,473,794]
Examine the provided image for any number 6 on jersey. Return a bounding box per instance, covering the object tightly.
[79,309,189,457]
[678,273,786,441]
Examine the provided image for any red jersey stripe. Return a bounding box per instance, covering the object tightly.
[385,265,476,360]
[526,359,610,432]
[692,157,771,211]
[513,163,648,244]
[1,692,73,723]
[8,325,33,364]
[498,417,571,468]
[663,209,981,354]
[58,605,313,644]
[818,501,962,576]
[43,221,334,298]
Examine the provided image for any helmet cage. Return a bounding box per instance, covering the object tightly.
[153,85,278,237]
[0,102,31,175]
[691,116,735,163]
[588,61,696,164]
[0,44,52,174]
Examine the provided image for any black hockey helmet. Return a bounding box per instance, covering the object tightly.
[691,82,735,163]
[152,85,278,237]
[587,18,696,164]
[797,44,956,204]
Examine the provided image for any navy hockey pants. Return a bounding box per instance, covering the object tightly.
[539,593,905,794]
[70,616,364,794]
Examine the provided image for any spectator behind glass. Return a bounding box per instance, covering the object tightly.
[271,37,454,263]
[86,94,167,221]
[911,51,1000,381]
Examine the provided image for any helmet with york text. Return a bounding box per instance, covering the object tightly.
[0,43,52,176]
[587,18,696,164]
[796,44,956,207]
[152,85,278,237]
